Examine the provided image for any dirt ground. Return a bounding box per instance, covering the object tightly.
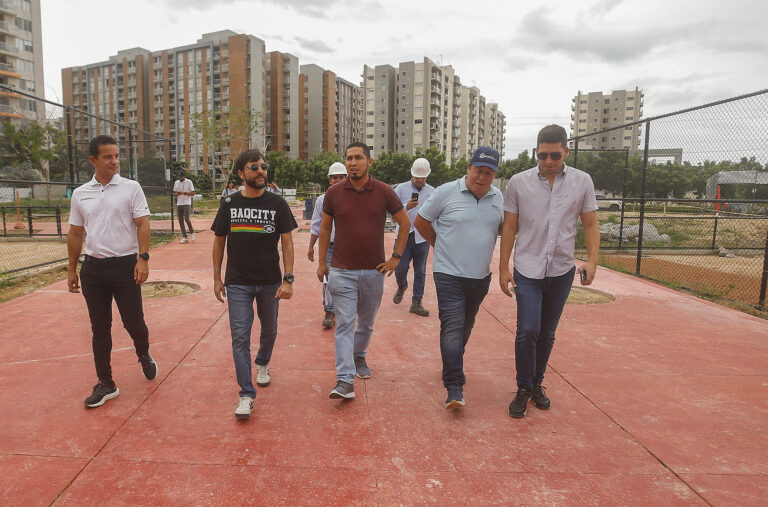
[0,238,68,274]
[141,281,200,299]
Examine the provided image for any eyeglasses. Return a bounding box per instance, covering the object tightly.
[245,162,269,172]
[536,152,563,161]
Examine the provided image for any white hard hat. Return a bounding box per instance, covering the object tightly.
[411,157,431,178]
[327,162,347,177]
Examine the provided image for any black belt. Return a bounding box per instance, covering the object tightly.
[84,254,137,263]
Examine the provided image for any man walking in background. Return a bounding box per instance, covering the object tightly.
[499,124,600,418]
[308,162,347,329]
[392,157,435,317]
[173,170,195,243]
[67,135,157,408]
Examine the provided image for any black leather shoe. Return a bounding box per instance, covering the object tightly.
[508,388,532,418]
[393,285,407,304]
[532,384,550,410]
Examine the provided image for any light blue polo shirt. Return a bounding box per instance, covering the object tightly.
[418,176,503,279]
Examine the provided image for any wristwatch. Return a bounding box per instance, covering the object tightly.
[392,252,401,259]
[139,253,150,261]
[283,273,294,283]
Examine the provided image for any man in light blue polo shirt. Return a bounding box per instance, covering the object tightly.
[499,124,600,419]
[415,147,503,409]
[392,157,435,317]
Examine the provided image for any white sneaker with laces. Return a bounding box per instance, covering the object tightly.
[191,232,197,241]
[180,237,188,244]
[235,396,253,419]
[256,364,271,387]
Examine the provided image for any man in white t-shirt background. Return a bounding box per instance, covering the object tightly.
[173,170,196,243]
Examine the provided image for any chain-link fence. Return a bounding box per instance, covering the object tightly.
[565,89,768,309]
[0,85,176,275]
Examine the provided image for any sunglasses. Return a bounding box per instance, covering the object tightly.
[245,162,269,172]
[536,152,563,161]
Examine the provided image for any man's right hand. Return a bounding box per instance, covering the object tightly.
[214,279,227,303]
[307,245,315,262]
[316,263,328,283]
[499,268,516,297]
[406,198,418,210]
[67,270,80,293]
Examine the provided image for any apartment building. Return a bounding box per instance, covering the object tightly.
[0,0,44,123]
[63,31,267,181]
[570,88,643,150]
[362,58,505,161]
[266,51,299,158]
[483,102,506,157]
[335,76,361,156]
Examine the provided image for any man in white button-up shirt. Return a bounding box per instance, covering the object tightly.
[499,124,600,419]
[173,170,195,243]
[67,135,157,409]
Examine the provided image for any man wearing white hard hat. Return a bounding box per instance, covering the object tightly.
[308,162,347,329]
[392,157,435,317]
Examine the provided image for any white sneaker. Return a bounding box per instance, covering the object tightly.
[256,364,271,387]
[180,237,188,244]
[235,396,253,419]
[191,233,196,241]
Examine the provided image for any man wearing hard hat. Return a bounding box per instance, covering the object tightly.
[308,162,348,329]
[392,157,435,317]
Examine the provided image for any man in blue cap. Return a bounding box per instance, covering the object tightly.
[415,147,504,409]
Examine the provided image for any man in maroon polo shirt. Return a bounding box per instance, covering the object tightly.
[316,142,411,399]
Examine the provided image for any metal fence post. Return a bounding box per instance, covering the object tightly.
[170,190,175,235]
[27,206,33,236]
[573,139,579,167]
[65,106,75,189]
[2,207,6,236]
[619,148,629,248]
[128,130,135,180]
[635,120,651,275]
[712,213,719,250]
[56,207,62,237]
[759,226,768,308]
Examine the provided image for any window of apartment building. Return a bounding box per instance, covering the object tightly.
[381,98,385,103]
[579,119,586,123]
[414,106,422,113]
[624,136,631,140]
[603,108,609,114]
[602,119,608,123]
[381,133,385,138]
[16,59,33,72]
[625,126,633,130]
[580,99,586,104]
[579,129,586,133]
[593,118,598,122]
[380,109,385,114]
[601,137,607,141]
[15,39,32,52]
[367,75,374,80]
[604,98,610,104]
[613,117,617,121]
[367,111,373,116]
[366,122,373,127]
[627,106,634,110]
[614,107,618,111]
[414,119,422,124]
[579,109,586,113]
[401,84,406,88]
[14,17,32,32]
[593,108,598,113]
[380,121,385,126]
[366,99,373,106]
[366,134,373,139]
[401,120,406,124]
[627,96,635,101]
[366,87,373,92]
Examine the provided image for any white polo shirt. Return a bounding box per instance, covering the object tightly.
[69,173,150,258]
[173,178,194,206]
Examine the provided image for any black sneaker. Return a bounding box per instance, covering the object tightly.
[322,311,335,329]
[84,382,119,408]
[409,300,430,317]
[445,387,465,409]
[508,388,532,418]
[532,384,550,410]
[354,356,371,379]
[393,285,407,304]
[329,381,355,399]
[139,352,158,380]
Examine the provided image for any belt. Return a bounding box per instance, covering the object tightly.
[84,254,137,263]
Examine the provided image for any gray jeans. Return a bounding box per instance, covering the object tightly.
[177,204,194,238]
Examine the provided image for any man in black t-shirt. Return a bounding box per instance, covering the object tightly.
[212,149,298,419]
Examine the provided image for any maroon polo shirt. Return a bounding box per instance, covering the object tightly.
[323,175,404,270]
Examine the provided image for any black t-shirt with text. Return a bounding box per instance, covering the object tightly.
[212,191,298,286]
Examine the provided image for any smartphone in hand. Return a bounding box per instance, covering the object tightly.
[579,268,587,283]
[411,192,419,202]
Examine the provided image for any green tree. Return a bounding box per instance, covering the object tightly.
[306,151,343,190]
[370,151,412,184]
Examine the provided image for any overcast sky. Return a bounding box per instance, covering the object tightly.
[41,0,767,158]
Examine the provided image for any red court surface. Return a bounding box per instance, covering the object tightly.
[1,217,766,505]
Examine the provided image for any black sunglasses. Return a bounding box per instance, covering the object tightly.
[536,152,563,161]
[245,162,269,171]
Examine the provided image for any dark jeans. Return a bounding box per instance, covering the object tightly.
[394,232,430,302]
[513,266,575,390]
[434,272,491,389]
[177,204,194,238]
[80,254,150,386]
[226,283,281,398]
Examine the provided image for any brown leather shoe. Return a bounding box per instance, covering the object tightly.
[409,300,429,317]
[322,311,335,329]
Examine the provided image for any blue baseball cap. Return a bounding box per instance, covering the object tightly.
[470,146,500,172]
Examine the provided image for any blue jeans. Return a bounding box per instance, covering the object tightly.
[434,272,491,389]
[227,283,281,398]
[322,243,334,312]
[327,268,384,383]
[394,233,429,302]
[513,266,575,390]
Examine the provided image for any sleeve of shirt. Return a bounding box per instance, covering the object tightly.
[173,180,179,192]
[132,185,151,218]
[188,180,194,192]
[503,177,519,214]
[581,175,599,214]
[277,199,298,233]
[417,183,444,223]
[212,199,230,236]
[310,195,324,236]
[394,182,409,205]
[322,187,335,217]
[68,191,84,226]
[384,184,404,215]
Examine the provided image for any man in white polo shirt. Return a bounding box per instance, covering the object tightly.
[499,124,600,419]
[67,135,158,408]
[415,147,504,409]
[173,169,195,243]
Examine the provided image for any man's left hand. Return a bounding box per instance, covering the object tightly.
[275,281,293,299]
[578,262,597,285]
[376,256,400,276]
[134,259,149,284]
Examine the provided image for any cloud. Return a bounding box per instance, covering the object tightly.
[159,0,346,17]
[294,37,336,54]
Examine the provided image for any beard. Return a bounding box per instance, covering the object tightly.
[349,167,368,181]
[244,174,267,189]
